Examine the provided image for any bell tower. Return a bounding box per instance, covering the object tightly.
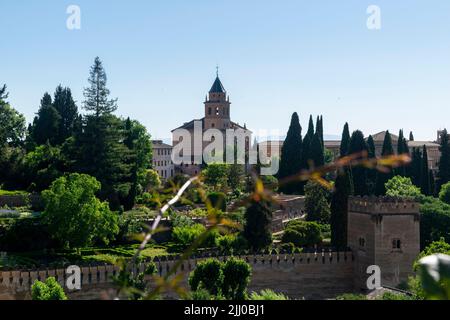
[204,69,231,130]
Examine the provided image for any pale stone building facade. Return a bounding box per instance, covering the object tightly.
[259,130,441,171]
[152,140,174,180]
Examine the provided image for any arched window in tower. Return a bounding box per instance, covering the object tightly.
[215,107,220,116]
[208,107,211,115]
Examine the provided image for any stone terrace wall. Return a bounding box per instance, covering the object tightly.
[0,251,355,300]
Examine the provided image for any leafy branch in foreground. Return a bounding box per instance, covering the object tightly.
[115,152,411,300]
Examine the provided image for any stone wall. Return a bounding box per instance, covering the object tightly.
[0,194,43,210]
[0,251,354,300]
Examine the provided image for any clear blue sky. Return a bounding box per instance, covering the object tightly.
[1,0,450,141]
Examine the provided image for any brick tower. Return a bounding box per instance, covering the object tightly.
[204,70,231,130]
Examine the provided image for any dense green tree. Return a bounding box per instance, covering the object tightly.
[315,115,324,148]
[366,135,377,194]
[203,163,229,188]
[30,93,61,146]
[42,173,119,249]
[310,132,324,167]
[409,131,415,141]
[385,176,421,198]
[411,148,422,187]
[330,171,351,249]
[53,85,78,144]
[83,57,118,117]
[304,181,330,223]
[243,197,272,251]
[439,182,450,205]
[72,115,133,210]
[23,143,65,192]
[278,112,303,194]
[0,94,26,148]
[396,129,410,177]
[375,131,394,195]
[438,129,450,190]
[429,170,436,196]
[348,130,369,196]
[31,277,67,300]
[340,123,350,157]
[123,118,152,209]
[421,145,431,195]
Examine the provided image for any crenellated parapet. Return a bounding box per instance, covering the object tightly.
[0,250,354,296]
[348,196,419,216]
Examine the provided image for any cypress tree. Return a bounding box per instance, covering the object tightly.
[348,130,369,196]
[243,197,273,252]
[278,112,303,194]
[421,145,431,195]
[330,171,351,249]
[30,93,61,146]
[315,115,324,148]
[53,85,78,144]
[411,148,422,188]
[367,135,376,159]
[301,115,314,170]
[429,170,436,196]
[438,129,450,190]
[398,130,405,154]
[340,123,350,157]
[375,131,394,195]
[409,131,414,141]
[310,132,324,167]
[366,135,377,194]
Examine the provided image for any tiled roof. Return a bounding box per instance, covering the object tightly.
[209,76,226,93]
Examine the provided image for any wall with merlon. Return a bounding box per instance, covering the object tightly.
[0,251,354,300]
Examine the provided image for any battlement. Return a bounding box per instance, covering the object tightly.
[0,250,354,298]
[348,196,419,215]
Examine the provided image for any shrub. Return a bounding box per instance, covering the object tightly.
[335,293,367,300]
[379,292,412,300]
[222,257,252,300]
[439,182,450,205]
[207,192,227,211]
[385,176,421,198]
[31,277,67,300]
[250,289,289,300]
[189,258,224,296]
[172,223,219,248]
[217,233,248,252]
[281,220,322,247]
[419,197,450,247]
[414,238,450,270]
[188,258,252,300]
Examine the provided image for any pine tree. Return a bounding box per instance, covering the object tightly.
[375,131,394,195]
[330,171,351,249]
[0,84,8,103]
[340,123,350,157]
[53,85,78,144]
[421,145,431,195]
[83,57,118,117]
[278,112,303,194]
[438,129,450,190]
[348,130,369,196]
[30,93,61,146]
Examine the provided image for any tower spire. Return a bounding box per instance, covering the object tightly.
[216,65,219,77]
